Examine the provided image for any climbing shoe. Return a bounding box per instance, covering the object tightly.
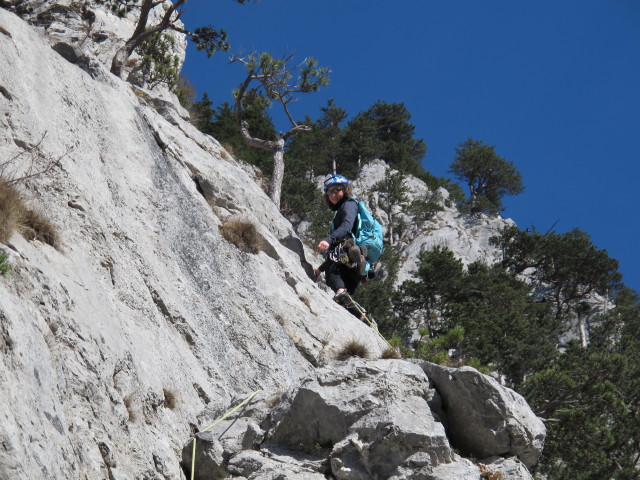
[333,291,354,308]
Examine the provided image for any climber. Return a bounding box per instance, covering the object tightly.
[314,173,370,320]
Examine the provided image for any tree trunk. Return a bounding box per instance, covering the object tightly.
[111,44,133,79]
[109,0,184,79]
[578,315,588,347]
[269,138,286,210]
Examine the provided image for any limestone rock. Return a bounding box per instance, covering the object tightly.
[270,359,438,448]
[0,4,544,479]
[227,448,327,480]
[479,456,534,480]
[0,7,386,477]
[416,361,546,468]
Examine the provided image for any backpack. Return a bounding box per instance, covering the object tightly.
[333,198,384,263]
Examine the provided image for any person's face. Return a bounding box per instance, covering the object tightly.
[326,185,345,205]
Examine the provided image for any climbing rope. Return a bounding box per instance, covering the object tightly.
[190,389,262,480]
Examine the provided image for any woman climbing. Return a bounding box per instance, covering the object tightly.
[314,173,369,319]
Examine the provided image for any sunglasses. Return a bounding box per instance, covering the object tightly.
[327,187,343,195]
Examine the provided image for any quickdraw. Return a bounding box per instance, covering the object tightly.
[327,241,356,268]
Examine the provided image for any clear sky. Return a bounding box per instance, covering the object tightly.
[179,1,640,293]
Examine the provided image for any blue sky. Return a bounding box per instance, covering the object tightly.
[179,1,640,293]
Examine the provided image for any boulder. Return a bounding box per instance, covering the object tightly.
[270,359,462,479]
[416,361,546,468]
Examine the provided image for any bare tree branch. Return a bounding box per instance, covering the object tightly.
[1,132,72,185]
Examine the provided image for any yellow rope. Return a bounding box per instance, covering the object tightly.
[190,389,262,480]
[348,299,394,350]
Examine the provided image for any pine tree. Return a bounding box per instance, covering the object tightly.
[521,288,640,479]
[231,52,330,209]
[449,138,524,215]
[341,101,426,175]
[97,0,248,81]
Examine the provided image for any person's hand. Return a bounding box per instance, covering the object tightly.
[316,240,330,253]
[313,268,321,278]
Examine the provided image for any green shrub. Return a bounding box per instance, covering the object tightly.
[133,32,180,90]
[219,220,262,254]
[0,249,10,276]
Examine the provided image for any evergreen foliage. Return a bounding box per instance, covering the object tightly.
[373,171,410,245]
[96,0,249,80]
[353,247,408,339]
[397,246,561,386]
[391,226,635,476]
[132,31,180,89]
[449,138,524,215]
[492,226,622,322]
[342,101,427,175]
[407,191,445,228]
[194,96,277,173]
[522,288,640,480]
[395,246,464,335]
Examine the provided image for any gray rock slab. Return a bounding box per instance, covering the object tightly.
[270,359,437,449]
[330,397,454,479]
[417,362,545,468]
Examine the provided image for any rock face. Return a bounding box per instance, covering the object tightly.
[0,4,544,479]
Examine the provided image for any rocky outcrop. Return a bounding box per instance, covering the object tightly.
[2,0,187,88]
[417,362,546,469]
[182,358,542,479]
[0,4,544,479]
[348,160,515,286]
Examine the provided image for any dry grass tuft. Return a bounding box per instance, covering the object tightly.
[381,347,402,360]
[219,220,262,254]
[220,143,235,160]
[20,208,60,248]
[0,178,25,243]
[336,340,369,361]
[163,388,177,410]
[478,464,504,480]
[0,177,60,248]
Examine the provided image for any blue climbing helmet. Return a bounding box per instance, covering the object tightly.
[323,173,349,193]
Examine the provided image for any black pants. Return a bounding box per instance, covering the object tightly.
[324,261,360,295]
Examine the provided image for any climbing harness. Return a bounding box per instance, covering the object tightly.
[327,241,356,267]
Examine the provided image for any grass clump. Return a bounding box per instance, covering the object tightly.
[0,177,59,248]
[20,208,60,248]
[219,220,262,254]
[381,347,401,359]
[0,177,24,243]
[336,340,369,361]
[163,388,177,410]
